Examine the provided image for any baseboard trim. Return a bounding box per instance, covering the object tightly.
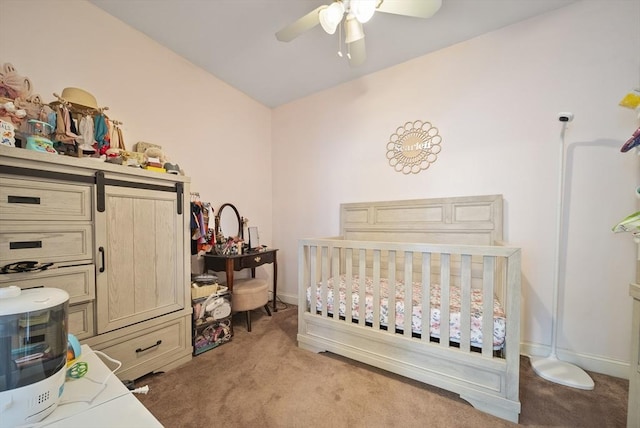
[521,342,629,380]
[272,291,298,306]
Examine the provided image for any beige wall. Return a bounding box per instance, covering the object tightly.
[0,0,273,272]
[272,1,640,376]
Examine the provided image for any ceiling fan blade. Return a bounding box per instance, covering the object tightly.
[348,38,366,67]
[376,0,442,19]
[275,5,326,42]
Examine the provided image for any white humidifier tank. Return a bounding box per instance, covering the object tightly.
[0,286,69,427]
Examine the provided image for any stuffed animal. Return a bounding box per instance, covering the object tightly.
[0,63,32,100]
[143,147,166,168]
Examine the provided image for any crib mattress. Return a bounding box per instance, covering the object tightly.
[307,275,506,349]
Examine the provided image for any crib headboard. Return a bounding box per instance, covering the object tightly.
[340,195,503,246]
[338,195,505,289]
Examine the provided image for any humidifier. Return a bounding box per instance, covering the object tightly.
[0,286,69,426]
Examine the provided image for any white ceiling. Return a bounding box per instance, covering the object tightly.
[89,0,577,108]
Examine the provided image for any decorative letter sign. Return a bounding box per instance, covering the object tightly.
[386,120,442,174]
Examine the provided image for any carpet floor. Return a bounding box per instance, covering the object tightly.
[136,303,628,427]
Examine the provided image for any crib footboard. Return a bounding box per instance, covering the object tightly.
[297,238,521,423]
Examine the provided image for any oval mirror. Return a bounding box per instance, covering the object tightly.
[215,203,242,241]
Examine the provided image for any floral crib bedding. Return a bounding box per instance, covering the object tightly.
[307,274,506,349]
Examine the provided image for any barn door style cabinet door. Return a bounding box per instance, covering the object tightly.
[94,185,185,333]
[0,146,192,381]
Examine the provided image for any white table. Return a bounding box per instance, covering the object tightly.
[39,345,162,427]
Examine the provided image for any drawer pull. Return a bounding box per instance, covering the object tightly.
[8,195,41,205]
[136,340,162,353]
[10,241,42,250]
[254,256,261,263]
[99,247,105,273]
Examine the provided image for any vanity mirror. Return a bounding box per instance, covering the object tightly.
[215,203,242,240]
[214,203,243,255]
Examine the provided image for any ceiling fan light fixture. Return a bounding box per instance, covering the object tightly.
[319,1,345,35]
[351,0,377,23]
[344,15,365,44]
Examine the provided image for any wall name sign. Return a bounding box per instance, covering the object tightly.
[385,120,442,174]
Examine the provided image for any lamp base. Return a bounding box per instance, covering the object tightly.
[530,355,594,390]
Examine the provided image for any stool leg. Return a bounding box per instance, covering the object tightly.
[264,304,272,317]
[246,310,252,332]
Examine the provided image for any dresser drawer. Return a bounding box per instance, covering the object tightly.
[96,317,189,379]
[239,251,275,269]
[69,302,95,340]
[0,223,93,265]
[0,176,92,221]
[0,264,95,304]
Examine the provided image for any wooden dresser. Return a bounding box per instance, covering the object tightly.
[0,146,192,380]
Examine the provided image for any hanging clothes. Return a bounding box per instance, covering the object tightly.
[93,114,109,154]
[116,124,125,150]
[53,105,74,143]
[78,114,96,152]
[65,107,79,139]
[46,111,56,133]
[110,122,119,150]
[110,122,125,151]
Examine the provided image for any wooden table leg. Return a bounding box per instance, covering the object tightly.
[225,258,234,292]
[272,252,278,312]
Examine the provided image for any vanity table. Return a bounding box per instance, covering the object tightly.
[205,203,278,312]
[203,248,278,312]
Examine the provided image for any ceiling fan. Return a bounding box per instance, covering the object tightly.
[275,0,442,67]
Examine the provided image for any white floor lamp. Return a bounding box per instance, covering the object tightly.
[529,112,595,390]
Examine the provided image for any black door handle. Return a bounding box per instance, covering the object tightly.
[98,247,105,273]
[135,340,162,353]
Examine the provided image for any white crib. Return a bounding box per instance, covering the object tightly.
[297,195,521,422]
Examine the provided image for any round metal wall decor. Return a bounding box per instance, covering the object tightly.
[386,120,442,174]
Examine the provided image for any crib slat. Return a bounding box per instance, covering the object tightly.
[321,246,329,318]
[482,256,496,357]
[345,248,353,323]
[421,252,431,342]
[309,246,317,315]
[332,247,340,322]
[388,250,396,335]
[440,253,451,348]
[460,254,472,352]
[404,251,413,337]
[358,249,366,326]
[299,244,309,318]
[372,249,381,330]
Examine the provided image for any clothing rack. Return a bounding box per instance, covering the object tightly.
[47,92,127,156]
[190,193,214,254]
[50,92,110,116]
[51,93,71,108]
[50,92,122,131]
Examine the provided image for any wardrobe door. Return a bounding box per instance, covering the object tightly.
[95,185,185,334]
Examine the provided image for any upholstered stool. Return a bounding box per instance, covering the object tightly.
[232,278,271,332]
